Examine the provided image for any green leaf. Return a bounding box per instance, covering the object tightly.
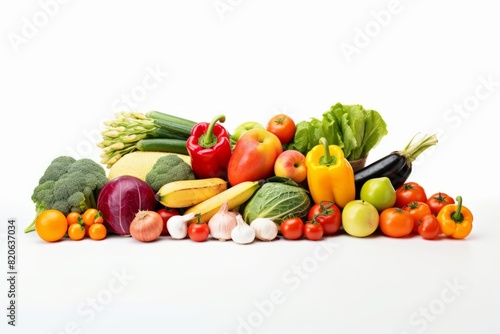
[286,102,388,161]
[353,108,388,159]
[286,120,314,154]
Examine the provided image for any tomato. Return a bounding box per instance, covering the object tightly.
[35,209,68,242]
[402,201,432,233]
[89,224,107,240]
[266,114,296,145]
[304,222,324,241]
[81,208,103,235]
[66,212,81,226]
[82,208,101,227]
[94,212,104,224]
[307,201,341,235]
[379,207,413,238]
[188,222,210,242]
[427,192,455,216]
[395,182,427,208]
[280,218,304,240]
[418,214,440,240]
[68,223,85,241]
[157,208,180,236]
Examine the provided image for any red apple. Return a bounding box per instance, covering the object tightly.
[274,150,307,183]
[227,128,283,186]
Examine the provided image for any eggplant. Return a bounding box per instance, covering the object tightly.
[390,162,412,190]
[353,134,438,198]
[354,152,406,197]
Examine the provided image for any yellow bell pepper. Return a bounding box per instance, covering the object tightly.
[305,137,355,208]
[436,196,473,239]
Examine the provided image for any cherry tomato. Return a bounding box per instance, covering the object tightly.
[280,218,304,240]
[35,209,68,242]
[266,114,296,145]
[188,222,210,242]
[308,201,341,235]
[81,208,103,235]
[68,223,85,241]
[89,223,107,240]
[379,207,414,238]
[94,212,104,224]
[402,201,432,233]
[304,222,324,241]
[82,208,101,226]
[66,212,82,226]
[395,182,427,208]
[157,208,180,236]
[426,192,455,216]
[418,214,440,240]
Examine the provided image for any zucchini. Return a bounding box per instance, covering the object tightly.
[153,119,193,138]
[146,110,197,128]
[136,138,188,155]
[153,127,189,140]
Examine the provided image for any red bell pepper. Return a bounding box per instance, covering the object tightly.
[186,114,232,179]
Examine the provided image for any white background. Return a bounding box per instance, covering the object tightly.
[1,1,500,333]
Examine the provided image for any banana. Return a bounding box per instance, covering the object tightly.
[155,177,228,208]
[184,180,264,223]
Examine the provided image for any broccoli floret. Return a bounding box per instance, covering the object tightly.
[38,156,76,183]
[31,180,56,216]
[25,156,108,233]
[145,155,195,192]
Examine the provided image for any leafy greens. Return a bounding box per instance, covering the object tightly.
[286,103,388,161]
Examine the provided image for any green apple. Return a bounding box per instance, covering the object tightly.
[341,200,379,237]
[231,121,265,141]
[360,177,396,211]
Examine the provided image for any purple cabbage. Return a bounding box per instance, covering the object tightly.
[97,175,156,235]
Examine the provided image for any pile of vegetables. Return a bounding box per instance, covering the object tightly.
[25,104,475,244]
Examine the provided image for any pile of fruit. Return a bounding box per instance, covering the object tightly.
[25,103,473,243]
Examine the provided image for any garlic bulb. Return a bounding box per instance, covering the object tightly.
[231,214,255,245]
[167,212,196,239]
[250,218,278,241]
[208,202,238,241]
